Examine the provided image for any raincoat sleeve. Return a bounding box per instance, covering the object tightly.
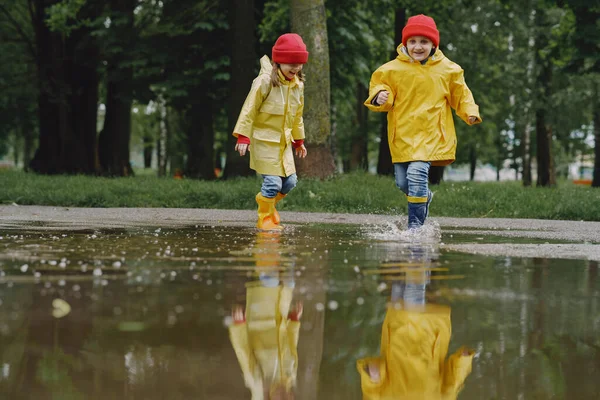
[442,346,475,397]
[364,67,394,113]
[228,323,259,390]
[291,91,305,141]
[356,356,386,400]
[448,68,481,125]
[233,76,271,138]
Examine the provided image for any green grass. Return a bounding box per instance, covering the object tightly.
[1,169,599,221]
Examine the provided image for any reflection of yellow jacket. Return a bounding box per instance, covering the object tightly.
[356,304,474,400]
[229,284,300,399]
[364,46,481,166]
[233,55,305,177]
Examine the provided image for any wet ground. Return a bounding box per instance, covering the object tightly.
[1,207,600,399]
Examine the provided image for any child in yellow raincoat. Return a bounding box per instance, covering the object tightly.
[357,245,475,399]
[229,231,303,399]
[233,33,309,231]
[365,15,482,229]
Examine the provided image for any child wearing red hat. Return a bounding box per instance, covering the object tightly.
[365,15,482,231]
[233,33,309,231]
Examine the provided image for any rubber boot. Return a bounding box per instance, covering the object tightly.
[256,193,283,231]
[273,193,286,225]
[424,190,434,218]
[407,201,428,229]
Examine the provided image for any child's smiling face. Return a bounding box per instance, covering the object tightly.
[406,36,434,62]
[279,63,303,80]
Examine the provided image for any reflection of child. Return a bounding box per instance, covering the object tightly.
[357,248,474,399]
[365,15,481,230]
[233,33,309,231]
[229,250,303,399]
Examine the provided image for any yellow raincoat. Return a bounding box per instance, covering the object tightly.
[233,55,305,177]
[228,282,300,399]
[356,304,474,400]
[365,45,481,166]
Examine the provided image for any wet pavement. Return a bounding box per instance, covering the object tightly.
[1,206,599,399]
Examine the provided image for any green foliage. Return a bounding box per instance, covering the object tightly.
[45,0,88,36]
[1,170,599,221]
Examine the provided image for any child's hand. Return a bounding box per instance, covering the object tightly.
[232,305,246,324]
[366,362,381,383]
[235,143,249,156]
[468,116,478,124]
[288,301,303,321]
[295,144,307,159]
[375,90,389,105]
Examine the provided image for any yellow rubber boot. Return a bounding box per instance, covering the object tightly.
[256,193,283,231]
[273,193,286,225]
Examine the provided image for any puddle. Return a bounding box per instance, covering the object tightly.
[1,224,599,399]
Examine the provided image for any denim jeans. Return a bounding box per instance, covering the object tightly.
[261,174,298,198]
[391,282,427,305]
[394,161,431,198]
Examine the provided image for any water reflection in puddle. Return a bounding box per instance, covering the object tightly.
[0,224,599,399]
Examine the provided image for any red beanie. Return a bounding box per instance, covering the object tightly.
[272,33,309,64]
[402,14,440,47]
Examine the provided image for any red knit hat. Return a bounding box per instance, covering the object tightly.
[402,14,440,47]
[272,33,309,64]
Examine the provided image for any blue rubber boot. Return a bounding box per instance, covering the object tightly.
[407,201,428,229]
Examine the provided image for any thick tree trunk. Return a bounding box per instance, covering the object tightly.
[98,78,133,176]
[29,0,99,174]
[349,83,368,170]
[186,98,215,180]
[98,0,135,176]
[291,0,335,178]
[223,0,255,179]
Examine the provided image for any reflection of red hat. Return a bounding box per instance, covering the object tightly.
[402,14,440,47]
[272,33,309,64]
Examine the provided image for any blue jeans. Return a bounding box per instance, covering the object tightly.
[394,161,431,198]
[261,174,298,198]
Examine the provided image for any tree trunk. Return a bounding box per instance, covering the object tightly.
[29,0,99,175]
[291,0,335,178]
[592,80,600,188]
[535,107,555,186]
[428,166,444,185]
[157,95,168,177]
[469,144,477,181]
[223,0,255,179]
[97,0,135,177]
[533,9,555,187]
[377,8,405,177]
[143,134,153,168]
[522,122,532,186]
[349,83,368,170]
[185,98,215,180]
[377,115,393,175]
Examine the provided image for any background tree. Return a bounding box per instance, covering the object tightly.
[290,0,336,178]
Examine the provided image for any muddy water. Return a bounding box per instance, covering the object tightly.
[0,224,599,399]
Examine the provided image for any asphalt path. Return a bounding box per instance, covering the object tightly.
[1,205,599,261]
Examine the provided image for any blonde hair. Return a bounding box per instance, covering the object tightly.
[271,62,305,87]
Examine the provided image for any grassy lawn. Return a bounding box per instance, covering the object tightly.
[1,169,599,221]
